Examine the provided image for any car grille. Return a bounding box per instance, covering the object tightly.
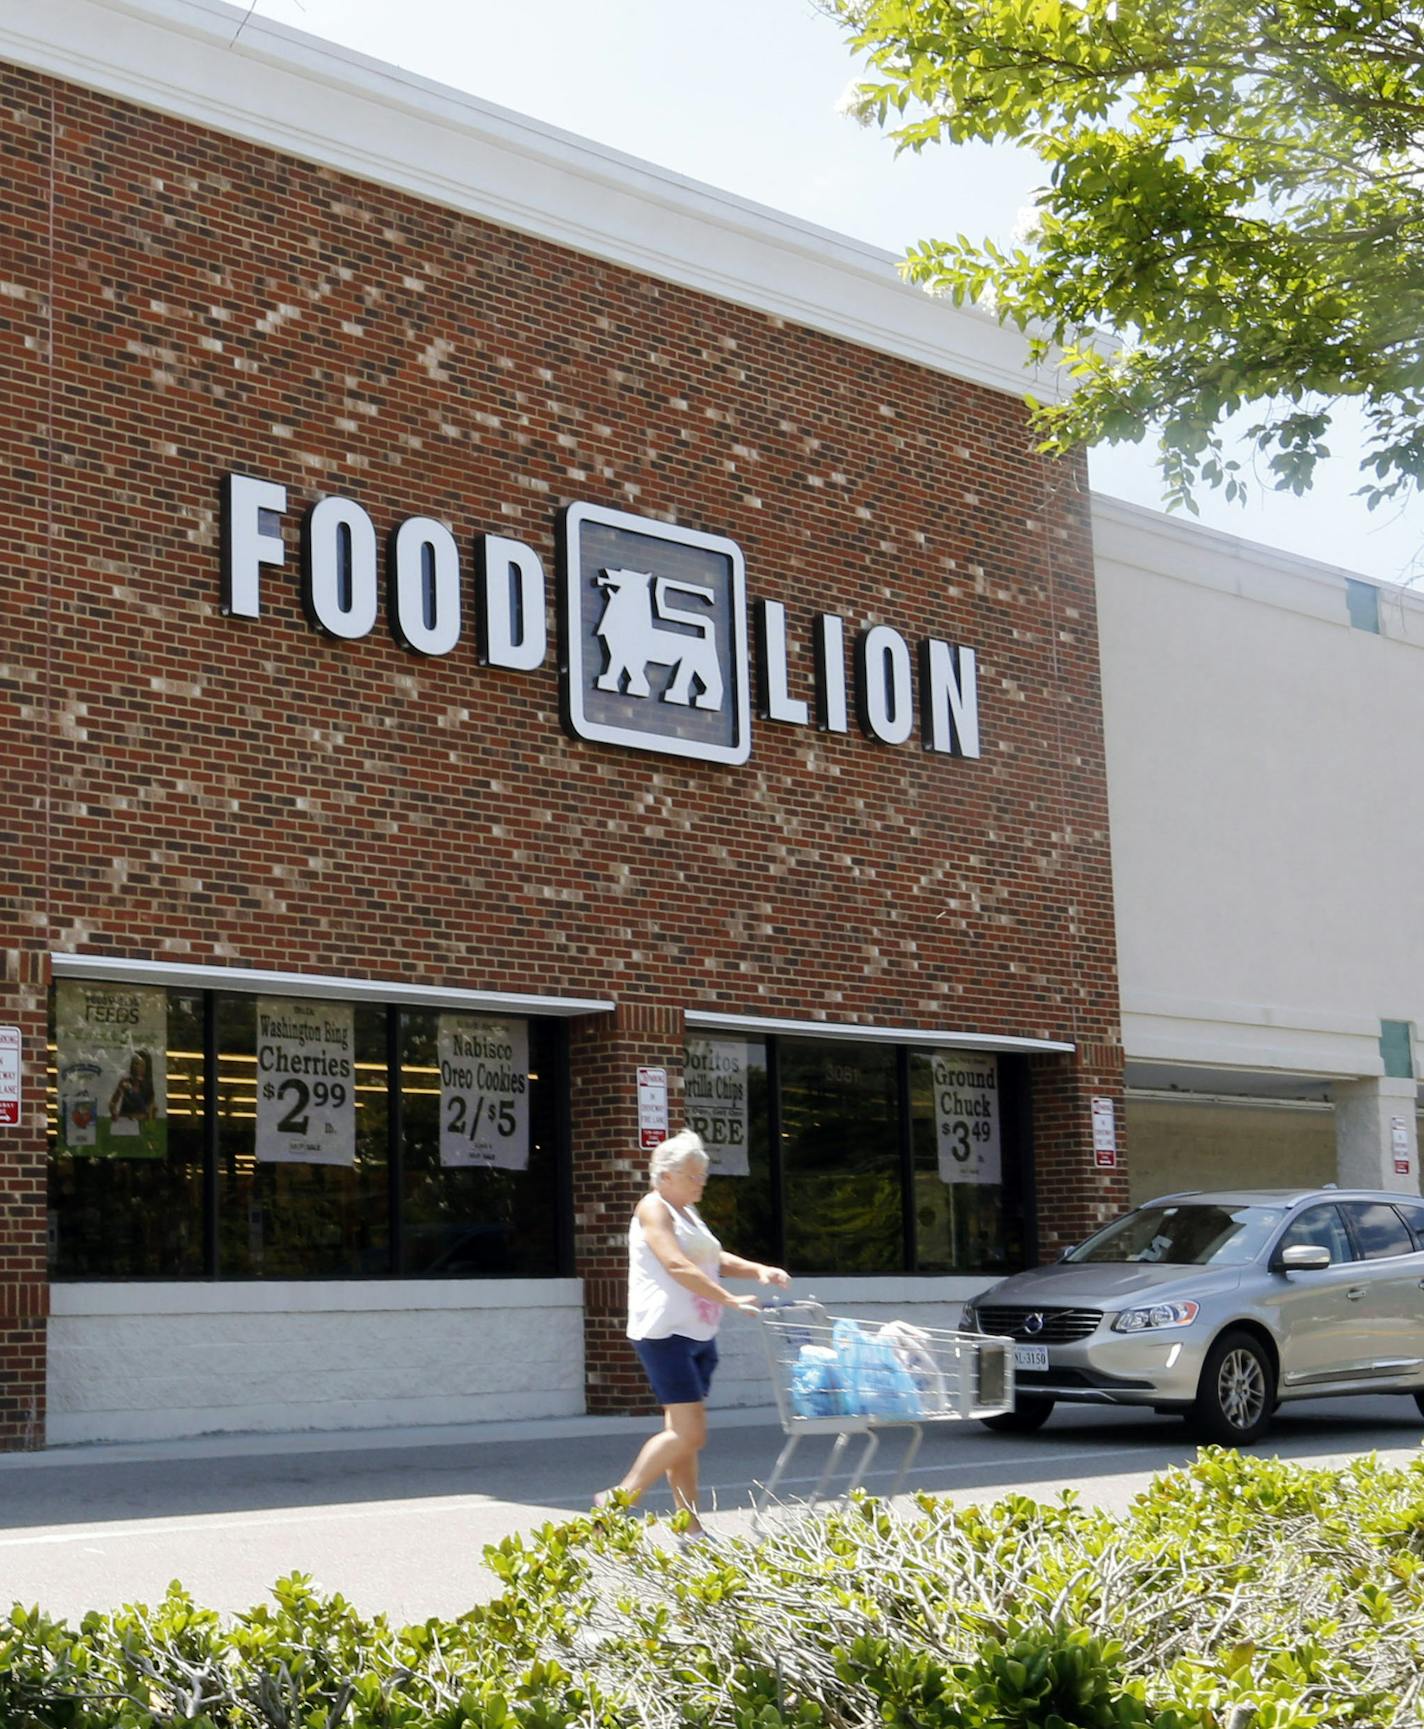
[976,1305,1102,1343]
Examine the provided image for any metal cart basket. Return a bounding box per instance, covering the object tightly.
[754,1298,1014,1519]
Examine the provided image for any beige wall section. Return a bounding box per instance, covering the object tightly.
[1124,1098,1337,1206]
[1094,497,1424,1094]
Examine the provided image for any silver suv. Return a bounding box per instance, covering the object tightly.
[962,1187,1424,1443]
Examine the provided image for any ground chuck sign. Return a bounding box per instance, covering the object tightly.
[221,475,981,767]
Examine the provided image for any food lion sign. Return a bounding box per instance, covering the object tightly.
[221,477,980,767]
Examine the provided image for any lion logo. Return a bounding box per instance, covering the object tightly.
[593,567,723,709]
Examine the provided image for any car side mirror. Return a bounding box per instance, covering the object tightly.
[1057,1243,1076,1263]
[1278,1243,1331,1272]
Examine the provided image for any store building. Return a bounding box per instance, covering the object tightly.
[1,0,1127,1448]
[1094,501,1424,1206]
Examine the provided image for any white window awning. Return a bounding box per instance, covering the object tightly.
[684,1009,1073,1054]
[50,954,615,1019]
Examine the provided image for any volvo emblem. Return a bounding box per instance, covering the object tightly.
[1023,1312,1045,1335]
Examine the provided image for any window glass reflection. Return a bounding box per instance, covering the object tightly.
[47,986,205,1277]
[781,1039,900,1274]
[217,995,389,1277]
[910,1050,1022,1273]
[398,1011,559,1276]
[688,1037,773,1265]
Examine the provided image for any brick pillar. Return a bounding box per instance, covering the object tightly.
[2,72,54,1451]
[1029,1041,1128,1264]
[0,954,50,1451]
[570,1002,682,1414]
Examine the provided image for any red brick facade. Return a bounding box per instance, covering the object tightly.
[1,66,1123,1447]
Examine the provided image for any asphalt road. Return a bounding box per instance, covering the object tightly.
[2,1396,1421,1625]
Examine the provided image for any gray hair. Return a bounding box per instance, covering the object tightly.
[650,1130,709,1186]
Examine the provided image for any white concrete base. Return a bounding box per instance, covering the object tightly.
[47,1280,585,1446]
[45,1275,996,1445]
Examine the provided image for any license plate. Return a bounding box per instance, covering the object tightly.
[1014,1344,1049,1372]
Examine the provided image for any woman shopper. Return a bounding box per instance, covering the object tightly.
[597,1130,789,1538]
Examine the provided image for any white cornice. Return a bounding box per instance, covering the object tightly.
[0,0,1050,401]
[1091,495,1424,606]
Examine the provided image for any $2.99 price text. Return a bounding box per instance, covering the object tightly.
[260,1077,347,1136]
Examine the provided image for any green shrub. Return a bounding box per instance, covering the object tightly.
[4,1449,1424,1728]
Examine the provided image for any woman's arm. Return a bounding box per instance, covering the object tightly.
[638,1198,758,1313]
[720,1250,790,1287]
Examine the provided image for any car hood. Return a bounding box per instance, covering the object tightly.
[975,1261,1244,1309]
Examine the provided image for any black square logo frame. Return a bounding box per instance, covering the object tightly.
[558,502,751,765]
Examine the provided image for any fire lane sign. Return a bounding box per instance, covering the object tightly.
[0,1027,20,1127]
[638,1066,669,1151]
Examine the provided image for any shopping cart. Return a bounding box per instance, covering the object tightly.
[753,1298,1014,1522]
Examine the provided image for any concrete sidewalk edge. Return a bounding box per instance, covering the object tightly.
[0,1404,785,1471]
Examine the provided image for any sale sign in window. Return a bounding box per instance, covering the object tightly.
[437,1014,529,1170]
[932,1052,1001,1186]
[255,998,355,1166]
[55,981,168,1159]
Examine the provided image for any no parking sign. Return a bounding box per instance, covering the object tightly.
[0,1027,18,1127]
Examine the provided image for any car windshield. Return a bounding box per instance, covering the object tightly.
[1067,1203,1287,1266]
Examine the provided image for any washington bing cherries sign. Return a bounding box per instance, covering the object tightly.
[220,475,981,765]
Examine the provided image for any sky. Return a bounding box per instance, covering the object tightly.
[241,0,1420,586]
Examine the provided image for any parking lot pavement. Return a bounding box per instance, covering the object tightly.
[1,1396,1420,1625]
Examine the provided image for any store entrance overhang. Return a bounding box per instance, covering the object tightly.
[685,1009,1074,1055]
[49,953,616,1019]
[1126,1058,1345,1107]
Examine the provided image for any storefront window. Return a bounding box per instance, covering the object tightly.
[782,1039,902,1274]
[909,1049,1023,1274]
[47,981,567,1280]
[684,1033,1029,1276]
[398,1010,560,1276]
[685,1035,773,1265]
[48,983,205,1277]
[217,995,389,1278]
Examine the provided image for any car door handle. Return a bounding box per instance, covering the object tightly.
[1346,1287,1365,1301]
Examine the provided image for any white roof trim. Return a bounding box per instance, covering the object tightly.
[1090,494,1424,602]
[50,953,614,1018]
[685,1009,1073,1054]
[0,0,1049,401]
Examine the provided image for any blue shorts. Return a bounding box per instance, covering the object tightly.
[633,1333,719,1405]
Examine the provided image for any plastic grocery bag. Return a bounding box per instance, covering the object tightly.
[832,1318,923,1418]
[789,1343,849,1417]
[877,1321,947,1415]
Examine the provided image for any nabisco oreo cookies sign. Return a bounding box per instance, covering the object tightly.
[221,474,979,767]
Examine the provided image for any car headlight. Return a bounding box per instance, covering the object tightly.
[959,1303,979,1332]
[1112,1300,1199,1334]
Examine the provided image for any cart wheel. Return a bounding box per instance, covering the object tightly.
[981,1396,1054,1433]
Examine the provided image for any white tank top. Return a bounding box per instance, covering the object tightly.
[626,1195,723,1342]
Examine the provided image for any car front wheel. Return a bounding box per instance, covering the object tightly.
[1190,1330,1275,1444]
[981,1396,1054,1434]
[1413,1391,1424,1420]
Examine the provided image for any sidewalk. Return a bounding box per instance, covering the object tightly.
[2,1397,1418,1625]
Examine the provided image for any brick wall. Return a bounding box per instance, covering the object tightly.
[0,73,53,1449]
[0,66,1124,1442]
